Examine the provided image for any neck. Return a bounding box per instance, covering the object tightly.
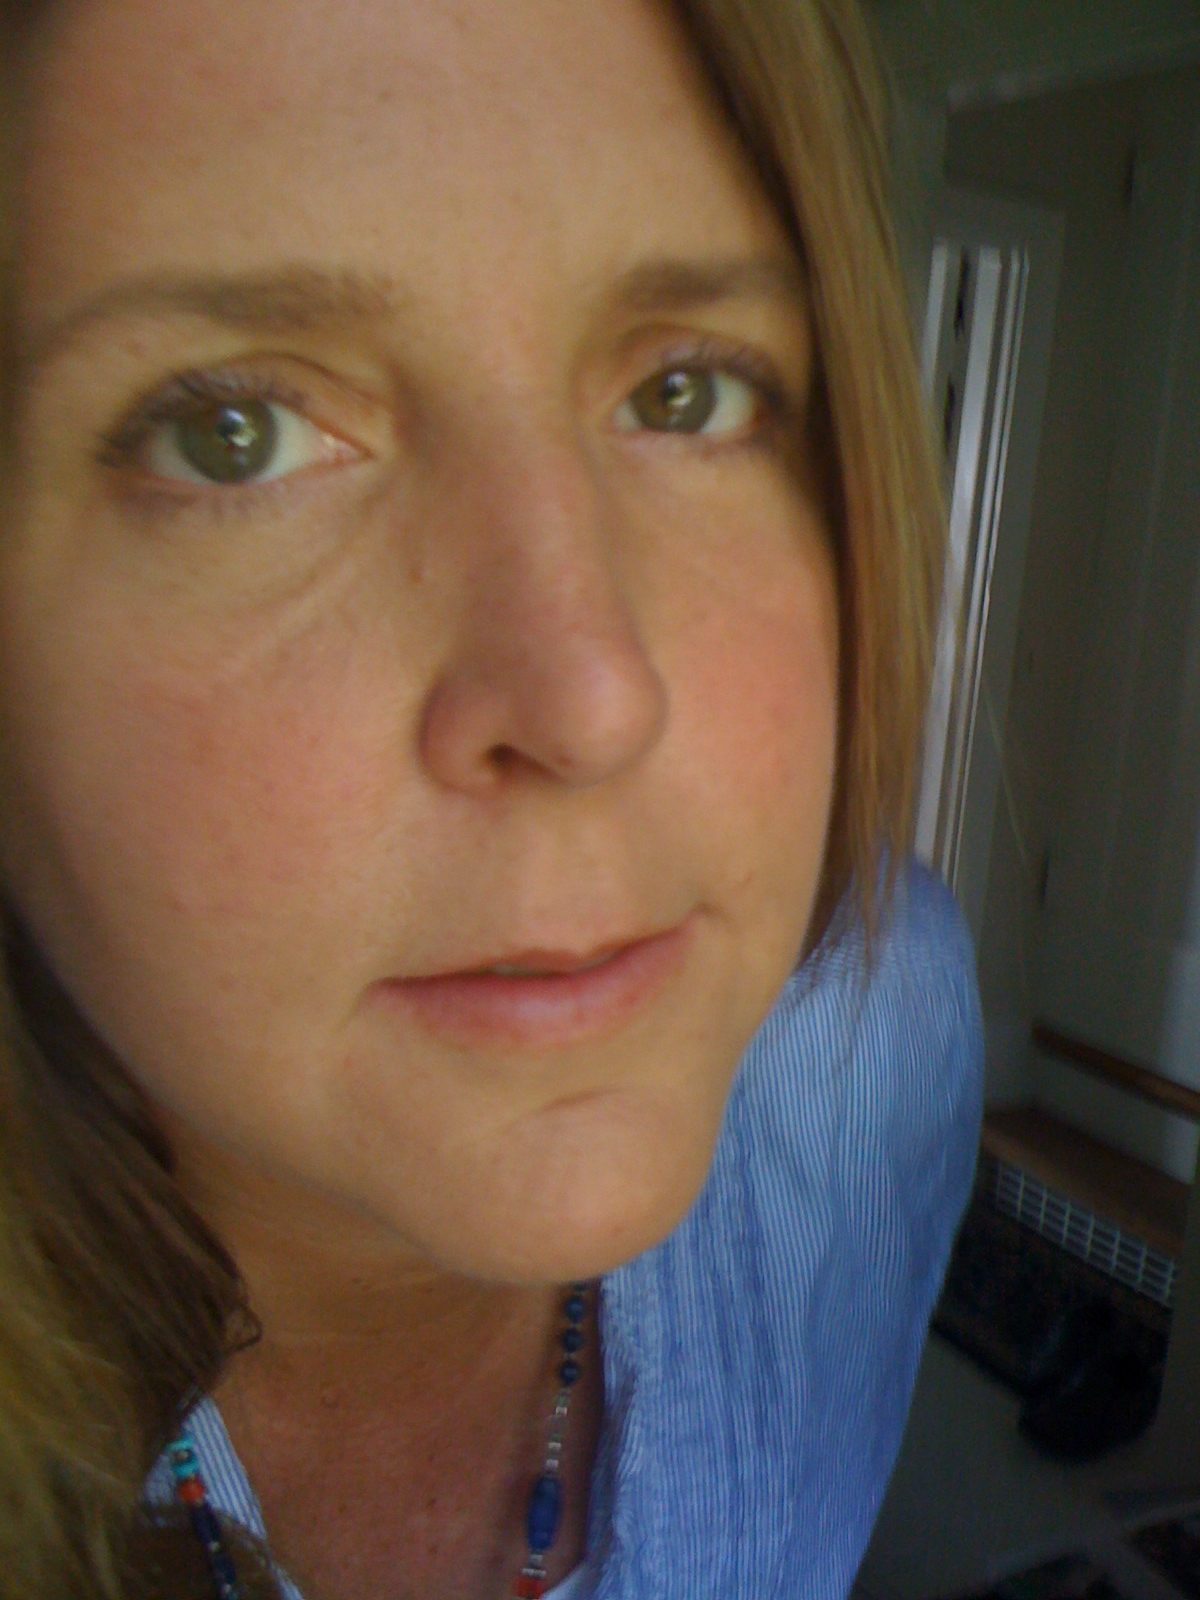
[218,1272,571,1439]
[163,1116,602,1598]
[163,1099,565,1354]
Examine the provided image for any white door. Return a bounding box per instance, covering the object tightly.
[917,187,1063,942]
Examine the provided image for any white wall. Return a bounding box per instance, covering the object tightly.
[871,0,1200,107]
[861,0,1200,1523]
[942,77,1142,1106]
[867,0,1200,351]
[918,65,1200,1184]
[1034,67,1200,1180]
[869,5,1200,1174]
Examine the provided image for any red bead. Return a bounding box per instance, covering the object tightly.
[176,1477,206,1505]
[514,1577,547,1598]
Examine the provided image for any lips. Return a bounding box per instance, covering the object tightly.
[376,920,693,1049]
[464,940,634,978]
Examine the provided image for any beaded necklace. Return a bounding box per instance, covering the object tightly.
[167,1282,593,1600]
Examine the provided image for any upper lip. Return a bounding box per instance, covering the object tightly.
[467,940,633,975]
[407,929,668,980]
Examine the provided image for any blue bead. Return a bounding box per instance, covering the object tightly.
[561,1327,584,1354]
[560,1358,581,1386]
[191,1503,223,1547]
[527,1473,563,1553]
[212,1549,240,1588]
[564,1294,586,1323]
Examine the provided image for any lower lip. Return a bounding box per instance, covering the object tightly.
[378,921,693,1049]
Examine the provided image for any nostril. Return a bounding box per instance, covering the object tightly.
[420,606,668,793]
[486,743,583,780]
[488,744,521,774]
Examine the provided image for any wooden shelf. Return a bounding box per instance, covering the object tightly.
[1033,1022,1200,1123]
[982,1104,1191,1260]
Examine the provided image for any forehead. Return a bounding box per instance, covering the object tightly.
[18,0,791,334]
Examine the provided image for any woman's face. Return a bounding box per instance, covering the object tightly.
[2,0,838,1283]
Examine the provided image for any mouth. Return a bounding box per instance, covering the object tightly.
[376,920,694,1049]
[463,940,636,978]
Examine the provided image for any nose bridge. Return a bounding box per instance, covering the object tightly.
[470,422,624,625]
[419,417,669,791]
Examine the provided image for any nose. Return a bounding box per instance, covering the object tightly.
[419,440,668,793]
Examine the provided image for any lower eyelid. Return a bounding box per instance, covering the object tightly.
[106,440,368,520]
[106,456,372,531]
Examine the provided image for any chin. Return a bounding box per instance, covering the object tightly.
[413,1111,721,1288]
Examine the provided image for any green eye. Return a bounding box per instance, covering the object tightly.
[129,390,352,489]
[616,365,760,438]
[628,368,719,432]
[100,369,366,495]
[174,401,280,485]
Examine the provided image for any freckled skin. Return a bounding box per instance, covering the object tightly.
[2,0,839,1292]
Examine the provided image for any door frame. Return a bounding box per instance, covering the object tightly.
[915,187,1064,945]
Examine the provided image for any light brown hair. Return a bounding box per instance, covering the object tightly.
[675,0,943,949]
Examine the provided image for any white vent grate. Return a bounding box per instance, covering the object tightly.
[984,1156,1179,1308]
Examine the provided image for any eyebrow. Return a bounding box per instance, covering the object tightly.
[599,254,808,318]
[20,252,809,386]
[20,265,401,383]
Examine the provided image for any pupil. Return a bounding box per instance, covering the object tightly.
[215,409,258,452]
[644,368,714,432]
[179,401,278,484]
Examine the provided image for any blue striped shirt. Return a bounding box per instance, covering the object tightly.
[147,859,983,1598]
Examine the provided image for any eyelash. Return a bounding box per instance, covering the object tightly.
[95,338,794,498]
[644,338,792,426]
[97,367,312,468]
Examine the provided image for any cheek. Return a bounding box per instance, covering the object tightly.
[0,586,396,973]
[672,537,840,876]
[109,674,382,916]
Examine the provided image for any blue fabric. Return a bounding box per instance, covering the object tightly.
[146,857,983,1599]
